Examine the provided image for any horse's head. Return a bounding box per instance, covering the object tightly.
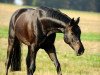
[64,17,84,56]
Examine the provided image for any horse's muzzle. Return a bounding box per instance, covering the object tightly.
[76,46,85,56]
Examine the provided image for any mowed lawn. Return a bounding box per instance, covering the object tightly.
[0,3,100,75]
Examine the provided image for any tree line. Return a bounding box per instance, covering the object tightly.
[0,0,100,12]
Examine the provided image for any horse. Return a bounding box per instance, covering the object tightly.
[5,7,84,75]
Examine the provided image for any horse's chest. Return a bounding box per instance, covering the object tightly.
[39,34,56,49]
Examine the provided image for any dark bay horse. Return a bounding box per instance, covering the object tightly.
[5,7,84,75]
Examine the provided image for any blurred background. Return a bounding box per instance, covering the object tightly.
[0,0,100,75]
[0,0,100,12]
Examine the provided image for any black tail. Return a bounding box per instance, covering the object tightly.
[10,37,21,71]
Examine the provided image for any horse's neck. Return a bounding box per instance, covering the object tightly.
[40,17,68,36]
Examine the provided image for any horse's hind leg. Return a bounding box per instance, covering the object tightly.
[5,37,15,75]
[44,45,62,75]
[26,44,38,75]
[5,27,15,75]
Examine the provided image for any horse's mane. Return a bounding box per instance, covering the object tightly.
[38,6,71,23]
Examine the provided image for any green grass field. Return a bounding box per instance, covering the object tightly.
[0,3,100,75]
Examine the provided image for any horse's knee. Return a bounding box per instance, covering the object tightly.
[54,61,60,68]
[54,62,62,74]
[56,62,61,70]
[32,65,36,72]
[29,65,36,74]
[27,64,36,75]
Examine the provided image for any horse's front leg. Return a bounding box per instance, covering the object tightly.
[44,45,62,75]
[26,44,38,75]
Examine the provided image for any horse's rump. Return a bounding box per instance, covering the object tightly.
[15,10,36,45]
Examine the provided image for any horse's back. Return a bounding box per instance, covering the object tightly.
[10,8,33,27]
[9,7,56,46]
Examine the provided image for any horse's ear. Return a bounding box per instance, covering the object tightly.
[71,18,74,21]
[75,17,80,24]
[70,18,75,26]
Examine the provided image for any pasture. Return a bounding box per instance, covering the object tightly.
[0,3,100,75]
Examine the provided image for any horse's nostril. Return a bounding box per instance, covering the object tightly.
[77,52,83,56]
[77,48,84,56]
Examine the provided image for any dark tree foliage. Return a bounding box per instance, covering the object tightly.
[34,0,100,12]
[0,0,13,3]
[23,0,32,5]
[0,0,100,12]
[35,0,66,8]
[65,0,100,12]
[7,0,14,3]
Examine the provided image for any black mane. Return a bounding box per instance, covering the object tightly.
[39,6,71,23]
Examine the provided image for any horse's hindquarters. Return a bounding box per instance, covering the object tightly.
[15,11,36,45]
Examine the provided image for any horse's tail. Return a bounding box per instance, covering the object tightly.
[8,8,28,71]
[10,36,21,71]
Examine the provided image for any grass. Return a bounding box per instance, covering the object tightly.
[0,38,100,75]
[81,33,100,41]
[0,27,8,38]
[0,27,100,41]
[0,3,100,75]
[56,33,100,41]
